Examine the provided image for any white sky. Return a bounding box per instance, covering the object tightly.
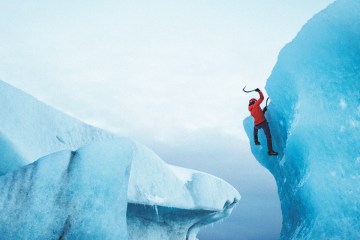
[0,0,334,143]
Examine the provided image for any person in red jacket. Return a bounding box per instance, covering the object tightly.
[248,88,278,156]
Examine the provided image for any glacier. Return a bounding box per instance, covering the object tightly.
[244,0,360,239]
[0,80,240,239]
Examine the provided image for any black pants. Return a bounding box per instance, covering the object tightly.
[254,121,274,152]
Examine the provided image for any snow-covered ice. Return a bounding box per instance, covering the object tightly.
[0,80,240,239]
[244,0,360,239]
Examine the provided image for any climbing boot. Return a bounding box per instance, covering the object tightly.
[268,151,278,156]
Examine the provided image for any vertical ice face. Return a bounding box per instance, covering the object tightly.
[244,0,360,239]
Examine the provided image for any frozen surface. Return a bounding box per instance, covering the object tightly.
[0,80,240,239]
[244,0,360,239]
[0,138,133,239]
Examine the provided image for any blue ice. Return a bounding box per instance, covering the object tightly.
[244,0,360,239]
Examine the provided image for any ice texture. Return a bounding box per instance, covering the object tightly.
[244,0,360,239]
[0,138,133,239]
[0,80,240,239]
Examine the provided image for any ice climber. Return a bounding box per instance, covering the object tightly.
[248,88,278,156]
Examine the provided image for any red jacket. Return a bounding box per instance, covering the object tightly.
[248,91,266,125]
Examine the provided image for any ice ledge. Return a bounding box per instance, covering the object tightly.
[128,141,240,212]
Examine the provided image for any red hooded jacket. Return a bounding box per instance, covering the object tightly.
[248,91,266,125]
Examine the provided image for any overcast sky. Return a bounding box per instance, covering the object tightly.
[0,1,334,239]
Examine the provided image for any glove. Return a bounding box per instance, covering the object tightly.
[263,106,268,113]
[255,88,260,92]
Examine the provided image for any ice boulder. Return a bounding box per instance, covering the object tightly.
[244,0,360,239]
[0,80,240,239]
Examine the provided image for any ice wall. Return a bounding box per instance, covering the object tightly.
[0,80,240,239]
[244,0,360,239]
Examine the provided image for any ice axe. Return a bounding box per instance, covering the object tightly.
[243,85,270,106]
[242,86,258,93]
[265,97,270,107]
[262,97,270,113]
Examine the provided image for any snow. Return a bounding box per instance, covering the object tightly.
[0,80,240,239]
[244,0,360,239]
[169,165,194,184]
